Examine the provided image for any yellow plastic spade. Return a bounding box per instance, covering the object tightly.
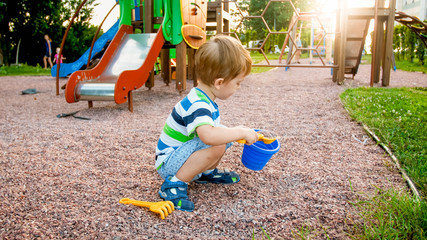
[119,198,174,220]
[237,133,277,144]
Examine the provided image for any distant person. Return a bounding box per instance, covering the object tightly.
[43,34,53,69]
[53,48,66,64]
[295,33,302,64]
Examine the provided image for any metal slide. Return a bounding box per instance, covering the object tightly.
[51,20,120,77]
[65,24,165,104]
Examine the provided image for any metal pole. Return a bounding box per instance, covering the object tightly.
[15,39,21,65]
[87,2,118,68]
[56,0,89,96]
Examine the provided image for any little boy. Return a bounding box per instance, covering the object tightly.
[155,35,258,212]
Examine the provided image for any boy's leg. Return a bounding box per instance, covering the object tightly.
[157,139,235,211]
[175,144,226,182]
[158,140,226,212]
[175,144,239,185]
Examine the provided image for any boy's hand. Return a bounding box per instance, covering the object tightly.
[240,128,258,145]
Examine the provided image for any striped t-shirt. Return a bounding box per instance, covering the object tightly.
[155,88,221,169]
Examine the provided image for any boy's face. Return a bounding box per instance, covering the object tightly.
[214,72,245,100]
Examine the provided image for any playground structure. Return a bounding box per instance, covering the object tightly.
[221,0,421,86]
[56,0,232,111]
[55,0,426,111]
[278,10,335,66]
[335,0,397,86]
[229,0,399,86]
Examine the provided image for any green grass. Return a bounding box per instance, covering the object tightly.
[249,51,316,74]
[252,227,271,240]
[347,187,427,239]
[360,54,372,64]
[360,54,426,73]
[395,58,427,74]
[291,222,332,240]
[340,87,427,239]
[340,87,426,194]
[250,51,281,74]
[0,64,51,76]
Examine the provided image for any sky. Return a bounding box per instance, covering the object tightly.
[91,0,120,31]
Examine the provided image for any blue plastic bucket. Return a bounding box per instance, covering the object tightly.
[241,138,280,171]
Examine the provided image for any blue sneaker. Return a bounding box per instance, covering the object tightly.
[158,177,194,212]
[194,168,240,184]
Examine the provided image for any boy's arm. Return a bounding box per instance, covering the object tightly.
[196,125,258,146]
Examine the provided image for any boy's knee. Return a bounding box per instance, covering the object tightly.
[211,144,226,157]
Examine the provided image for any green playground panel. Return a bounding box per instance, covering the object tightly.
[161,0,183,44]
[119,0,132,26]
[170,48,176,59]
[154,0,163,17]
[119,0,183,45]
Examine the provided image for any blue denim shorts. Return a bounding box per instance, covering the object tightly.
[157,137,233,180]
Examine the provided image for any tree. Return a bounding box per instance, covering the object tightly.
[404,26,417,62]
[0,0,98,66]
[392,23,426,65]
[393,25,405,61]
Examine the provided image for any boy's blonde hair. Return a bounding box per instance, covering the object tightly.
[195,35,252,86]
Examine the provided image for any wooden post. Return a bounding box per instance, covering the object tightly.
[223,0,230,33]
[144,0,154,90]
[187,48,196,86]
[332,6,340,82]
[145,70,155,89]
[370,0,381,86]
[382,0,396,86]
[128,91,133,112]
[176,41,187,92]
[216,0,223,34]
[139,0,144,21]
[190,48,197,87]
[161,49,171,85]
[88,101,93,108]
[144,0,153,33]
[336,0,347,84]
[373,20,384,83]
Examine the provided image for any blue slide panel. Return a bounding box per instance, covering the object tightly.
[51,20,120,77]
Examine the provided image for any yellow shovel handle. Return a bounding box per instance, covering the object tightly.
[237,133,263,144]
[237,133,277,144]
[119,198,151,208]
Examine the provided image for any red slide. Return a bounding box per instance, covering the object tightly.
[65,24,165,104]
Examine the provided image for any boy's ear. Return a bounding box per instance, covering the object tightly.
[213,78,224,90]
